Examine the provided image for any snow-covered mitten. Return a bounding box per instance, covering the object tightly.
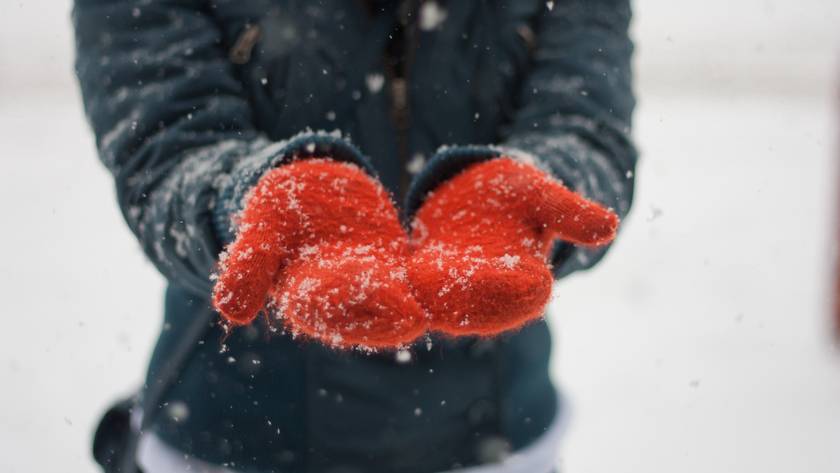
[213,159,426,349]
[408,157,619,336]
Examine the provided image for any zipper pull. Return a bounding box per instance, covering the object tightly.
[229,24,261,65]
[391,78,409,131]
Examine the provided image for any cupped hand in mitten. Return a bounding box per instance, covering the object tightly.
[212,159,426,349]
[408,157,619,336]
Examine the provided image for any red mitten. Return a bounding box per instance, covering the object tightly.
[212,159,426,349]
[408,157,619,336]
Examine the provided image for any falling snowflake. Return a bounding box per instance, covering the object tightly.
[366,74,385,94]
[419,2,448,30]
[406,153,426,174]
[166,401,190,423]
[395,349,412,363]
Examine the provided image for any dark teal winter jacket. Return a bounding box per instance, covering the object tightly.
[74,1,636,472]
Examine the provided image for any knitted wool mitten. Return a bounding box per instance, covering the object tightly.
[212,159,426,349]
[408,157,619,336]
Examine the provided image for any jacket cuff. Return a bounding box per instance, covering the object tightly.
[403,145,504,220]
[212,131,374,244]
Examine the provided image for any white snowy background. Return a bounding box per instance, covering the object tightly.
[1,1,839,472]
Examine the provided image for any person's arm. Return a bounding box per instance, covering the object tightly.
[73,0,371,295]
[405,0,637,278]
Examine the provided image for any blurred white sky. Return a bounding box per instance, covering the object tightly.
[1,1,839,473]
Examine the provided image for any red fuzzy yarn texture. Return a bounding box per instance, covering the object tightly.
[212,159,426,349]
[408,157,619,337]
[213,156,619,349]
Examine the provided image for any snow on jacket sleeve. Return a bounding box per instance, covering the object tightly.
[405,0,637,278]
[73,0,371,295]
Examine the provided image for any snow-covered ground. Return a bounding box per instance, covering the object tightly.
[1,1,839,472]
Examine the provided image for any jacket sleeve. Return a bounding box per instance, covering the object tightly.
[73,0,371,295]
[404,0,637,278]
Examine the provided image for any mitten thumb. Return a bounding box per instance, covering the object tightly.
[213,231,291,325]
[212,167,301,325]
[535,179,619,247]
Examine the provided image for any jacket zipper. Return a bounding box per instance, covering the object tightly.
[388,0,419,205]
[391,75,410,199]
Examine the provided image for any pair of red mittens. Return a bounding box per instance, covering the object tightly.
[212,157,618,349]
